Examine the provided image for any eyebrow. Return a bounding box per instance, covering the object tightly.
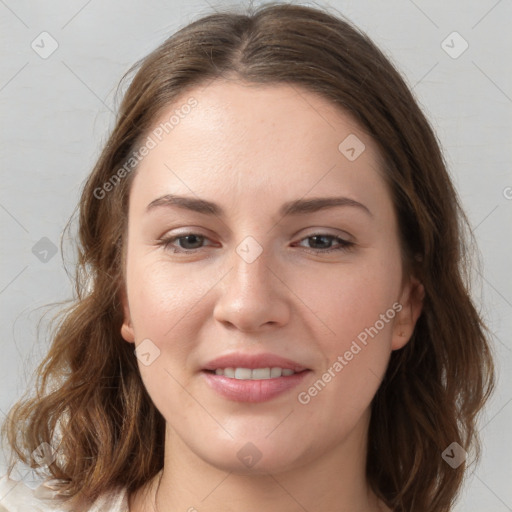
[146,194,372,218]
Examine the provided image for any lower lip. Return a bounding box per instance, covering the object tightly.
[202,370,311,403]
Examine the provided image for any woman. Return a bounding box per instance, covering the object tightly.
[0,3,495,511]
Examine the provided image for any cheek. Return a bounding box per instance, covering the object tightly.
[126,257,204,337]
[125,259,204,418]
[124,254,227,396]
[296,284,397,432]
[297,253,401,350]
[293,250,401,413]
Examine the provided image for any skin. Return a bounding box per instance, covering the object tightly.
[120,79,424,512]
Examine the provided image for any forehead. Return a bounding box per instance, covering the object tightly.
[130,80,390,218]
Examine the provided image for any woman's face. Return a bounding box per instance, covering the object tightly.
[120,80,423,474]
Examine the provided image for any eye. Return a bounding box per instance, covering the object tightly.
[295,233,355,254]
[158,232,355,255]
[159,233,212,253]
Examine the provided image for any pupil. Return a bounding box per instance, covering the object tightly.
[312,235,329,248]
[183,235,201,248]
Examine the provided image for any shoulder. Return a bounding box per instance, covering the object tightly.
[0,474,129,512]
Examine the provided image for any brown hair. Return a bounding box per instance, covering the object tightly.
[1,3,495,511]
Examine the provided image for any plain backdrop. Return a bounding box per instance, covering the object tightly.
[1,0,511,510]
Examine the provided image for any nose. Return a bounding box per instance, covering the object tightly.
[212,244,290,333]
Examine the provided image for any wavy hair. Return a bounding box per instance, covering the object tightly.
[1,3,495,511]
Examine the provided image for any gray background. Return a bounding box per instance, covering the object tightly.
[1,0,511,510]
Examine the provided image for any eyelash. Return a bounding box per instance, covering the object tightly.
[158,232,355,255]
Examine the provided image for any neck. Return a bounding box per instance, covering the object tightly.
[130,410,387,512]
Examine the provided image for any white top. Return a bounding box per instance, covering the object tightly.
[0,475,129,511]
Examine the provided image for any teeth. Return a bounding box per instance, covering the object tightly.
[235,368,252,380]
[213,367,297,379]
[270,367,281,378]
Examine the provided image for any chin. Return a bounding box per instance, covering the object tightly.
[191,436,312,476]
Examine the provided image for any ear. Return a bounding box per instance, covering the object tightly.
[120,287,135,344]
[392,275,425,350]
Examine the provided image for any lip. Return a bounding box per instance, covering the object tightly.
[202,352,309,372]
[202,370,311,403]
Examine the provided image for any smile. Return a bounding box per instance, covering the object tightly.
[202,368,310,402]
[208,367,297,379]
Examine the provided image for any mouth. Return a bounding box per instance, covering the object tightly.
[201,353,311,402]
[202,352,309,373]
[201,368,311,403]
[203,367,305,379]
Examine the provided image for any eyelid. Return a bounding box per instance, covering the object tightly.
[159,227,354,243]
[295,227,355,243]
[158,229,356,255]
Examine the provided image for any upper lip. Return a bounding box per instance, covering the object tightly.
[202,353,309,372]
